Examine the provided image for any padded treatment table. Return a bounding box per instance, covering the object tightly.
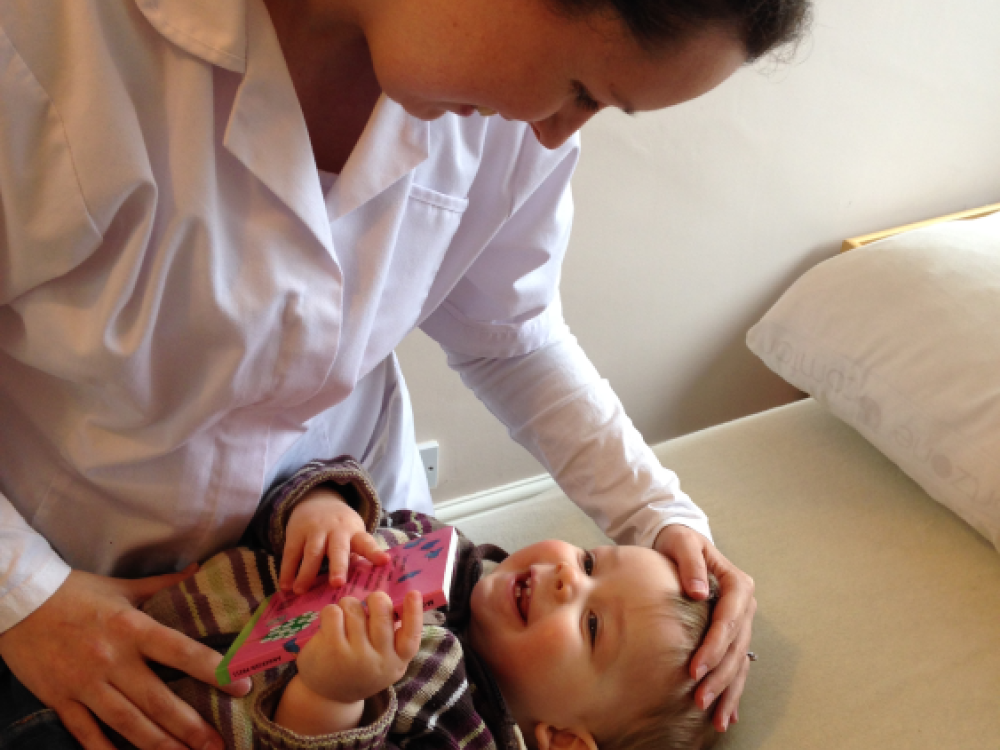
[452,398,1000,748]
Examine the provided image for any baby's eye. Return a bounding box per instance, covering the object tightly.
[582,550,595,576]
[587,612,599,647]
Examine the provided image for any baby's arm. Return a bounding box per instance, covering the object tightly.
[274,590,423,735]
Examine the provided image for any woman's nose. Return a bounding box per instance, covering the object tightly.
[530,108,597,149]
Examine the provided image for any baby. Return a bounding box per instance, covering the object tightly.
[144,457,719,750]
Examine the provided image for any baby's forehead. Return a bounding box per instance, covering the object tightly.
[601,544,682,596]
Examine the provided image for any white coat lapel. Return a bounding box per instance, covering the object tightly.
[222,0,333,254]
[329,96,429,221]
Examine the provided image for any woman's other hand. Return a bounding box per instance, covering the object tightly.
[0,569,252,750]
[654,524,756,732]
[279,488,389,594]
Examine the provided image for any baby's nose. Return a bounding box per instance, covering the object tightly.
[552,562,577,599]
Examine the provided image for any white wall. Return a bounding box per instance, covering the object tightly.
[398,0,1000,502]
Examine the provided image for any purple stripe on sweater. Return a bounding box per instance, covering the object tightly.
[230,549,258,610]
[189,561,221,636]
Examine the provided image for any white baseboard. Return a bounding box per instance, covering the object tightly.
[434,474,557,524]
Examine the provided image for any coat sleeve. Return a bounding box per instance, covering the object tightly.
[445,332,713,548]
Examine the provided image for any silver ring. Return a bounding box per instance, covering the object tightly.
[747,651,758,661]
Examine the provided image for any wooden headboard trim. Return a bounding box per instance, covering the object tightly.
[840,202,1000,253]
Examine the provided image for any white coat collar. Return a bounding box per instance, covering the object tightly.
[330,96,430,221]
[134,0,248,73]
[135,0,429,242]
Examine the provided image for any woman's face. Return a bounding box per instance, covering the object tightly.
[362,0,747,148]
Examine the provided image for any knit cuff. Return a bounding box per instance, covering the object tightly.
[252,672,397,750]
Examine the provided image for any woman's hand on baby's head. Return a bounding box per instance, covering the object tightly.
[280,488,390,594]
[654,524,756,733]
[294,590,423,705]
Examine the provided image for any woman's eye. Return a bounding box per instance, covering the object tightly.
[587,612,599,647]
[572,82,602,113]
[582,550,595,576]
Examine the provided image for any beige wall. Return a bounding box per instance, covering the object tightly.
[398,0,1000,502]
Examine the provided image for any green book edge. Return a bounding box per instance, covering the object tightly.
[215,592,273,687]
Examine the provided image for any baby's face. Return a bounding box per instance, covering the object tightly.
[468,540,685,744]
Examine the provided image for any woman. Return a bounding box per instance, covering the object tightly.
[0,0,807,747]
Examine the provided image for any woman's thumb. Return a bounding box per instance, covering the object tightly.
[656,525,710,600]
[119,562,200,604]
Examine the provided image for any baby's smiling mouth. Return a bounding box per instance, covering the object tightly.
[514,572,532,623]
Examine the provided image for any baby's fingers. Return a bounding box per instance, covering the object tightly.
[394,591,423,662]
[352,533,390,568]
[278,534,307,592]
[365,592,397,654]
[290,533,331,594]
[325,533,353,588]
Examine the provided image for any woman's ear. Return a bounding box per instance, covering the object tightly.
[534,723,599,750]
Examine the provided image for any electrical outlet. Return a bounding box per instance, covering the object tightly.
[418,441,439,489]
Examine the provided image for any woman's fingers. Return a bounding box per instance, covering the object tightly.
[695,593,755,720]
[56,701,119,750]
[690,550,755,683]
[116,563,200,605]
[138,618,252,697]
[711,645,752,732]
[87,682,190,750]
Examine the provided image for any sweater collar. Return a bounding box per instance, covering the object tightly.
[447,543,525,750]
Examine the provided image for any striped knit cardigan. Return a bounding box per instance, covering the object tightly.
[142,457,523,750]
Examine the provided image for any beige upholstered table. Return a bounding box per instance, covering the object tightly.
[453,399,1000,749]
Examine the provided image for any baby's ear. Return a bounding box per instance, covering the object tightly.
[533,723,599,750]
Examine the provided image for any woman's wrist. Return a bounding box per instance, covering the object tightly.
[274,674,365,736]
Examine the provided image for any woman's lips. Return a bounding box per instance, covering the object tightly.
[454,105,497,118]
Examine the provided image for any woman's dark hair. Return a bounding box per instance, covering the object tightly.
[550,0,812,61]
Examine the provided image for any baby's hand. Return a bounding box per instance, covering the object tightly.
[294,590,423,704]
[280,488,389,594]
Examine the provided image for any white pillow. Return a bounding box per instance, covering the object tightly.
[747,213,1000,550]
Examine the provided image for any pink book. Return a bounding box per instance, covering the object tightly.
[216,525,460,685]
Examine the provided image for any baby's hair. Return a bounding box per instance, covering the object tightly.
[598,574,722,750]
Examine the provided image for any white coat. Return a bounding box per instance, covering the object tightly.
[0,0,709,632]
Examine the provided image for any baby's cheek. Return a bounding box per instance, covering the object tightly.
[520,619,575,665]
